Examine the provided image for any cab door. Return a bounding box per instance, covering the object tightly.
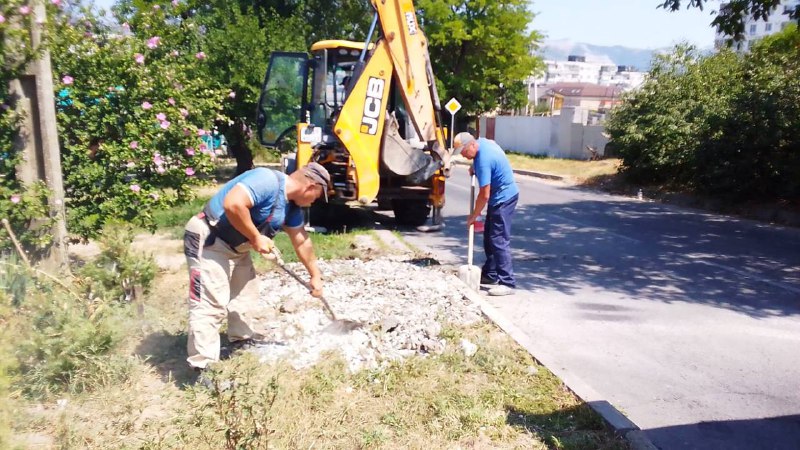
[256,52,309,146]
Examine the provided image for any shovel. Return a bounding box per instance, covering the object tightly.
[458,174,481,291]
[268,250,363,334]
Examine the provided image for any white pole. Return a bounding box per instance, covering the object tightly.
[449,113,455,150]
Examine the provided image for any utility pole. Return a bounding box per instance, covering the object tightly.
[8,1,69,273]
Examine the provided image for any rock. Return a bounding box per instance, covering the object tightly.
[527,365,539,376]
[460,339,478,357]
[421,339,444,354]
[381,316,401,333]
[280,298,301,314]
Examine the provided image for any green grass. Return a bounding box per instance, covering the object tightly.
[150,195,210,238]
[505,153,621,181]
[252,229,369,271]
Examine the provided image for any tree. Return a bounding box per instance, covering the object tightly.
[51,2,224,238]
[416,0,544,117]
[659,0,800,41]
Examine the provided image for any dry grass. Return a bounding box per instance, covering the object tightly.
[9,202,625,449]
[506,153,621,183]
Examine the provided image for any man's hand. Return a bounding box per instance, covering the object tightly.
[466,214,477,227]
[251,235,275,255]
[310,275,323,298]
[468,166,474,177]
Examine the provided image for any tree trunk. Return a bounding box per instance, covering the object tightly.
[226,119,254,177]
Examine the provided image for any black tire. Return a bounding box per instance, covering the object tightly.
[392,199,431,227]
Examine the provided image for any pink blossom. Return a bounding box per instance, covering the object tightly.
[199,143,208,152]
[19,6,31,15]
[195,52,206,60]
[10,194,21,204]
[122,22,130,30]
[153,153,164,165]
[52,0,62,6]
[197,129,206,136]
[183,128,191,136]
[179,108,189,117]
[156,112,167,121]
[185,167,195,176]
[130,184,141,193]
[172,0,179,6]
[153,4,161,10]
[170,50,180,57]
[228,91,236,99]
[147,36,161,49]
[168,98,176,106]
[150,192,160,200]
[156,166,166,174]
[0,15,5,24]
[134,53,145,64]
[185,147,195,156]
[160,120,171,129]
[142,101,153,110]
[126,161,136,169]
[129,141,139,149]
[62,75,74,85]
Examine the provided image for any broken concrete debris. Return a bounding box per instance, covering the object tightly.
[250,258,482,371]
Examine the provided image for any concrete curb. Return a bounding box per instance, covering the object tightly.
[449,274,658,450]
[452,159,565,181]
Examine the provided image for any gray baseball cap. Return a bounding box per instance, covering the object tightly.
[453,132,476,152]
[303,162,331,202]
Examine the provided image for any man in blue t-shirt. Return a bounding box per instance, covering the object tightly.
[454,132,519,296]
[183,163,330,372]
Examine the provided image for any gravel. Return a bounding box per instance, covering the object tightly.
[249,258,483,371]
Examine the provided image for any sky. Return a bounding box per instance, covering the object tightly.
[92,0,719,49]
[530,0,720,48]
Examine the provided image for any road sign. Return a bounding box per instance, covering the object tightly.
[445,98,461,115]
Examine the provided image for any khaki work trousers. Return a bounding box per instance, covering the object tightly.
[184,215,262,369]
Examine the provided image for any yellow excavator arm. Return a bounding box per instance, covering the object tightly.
[332,0,450,207]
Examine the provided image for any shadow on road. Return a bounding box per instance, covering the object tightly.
[407,198,800,318]
[644,414,800,450]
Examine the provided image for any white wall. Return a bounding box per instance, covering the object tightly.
[480,107,609,159]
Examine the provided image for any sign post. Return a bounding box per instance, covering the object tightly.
[444,98,461,150]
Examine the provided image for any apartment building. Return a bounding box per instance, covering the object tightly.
[714,0,799,51]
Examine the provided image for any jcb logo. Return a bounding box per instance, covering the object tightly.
[360,77,385,135]
[405,12,418,35]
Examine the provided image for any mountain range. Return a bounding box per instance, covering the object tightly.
[539,39,669,70]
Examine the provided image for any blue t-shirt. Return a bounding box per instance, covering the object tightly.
[474,138,519,206]
[206,167,304,231]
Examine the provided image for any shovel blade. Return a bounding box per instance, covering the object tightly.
[458,265,481,291]
[322,319,364,335]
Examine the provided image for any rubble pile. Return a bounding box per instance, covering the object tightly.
[251,258,483,371]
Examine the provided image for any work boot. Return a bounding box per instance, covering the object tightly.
[194,367,232,391]
[487,285,513,296]
[480,276,499,286]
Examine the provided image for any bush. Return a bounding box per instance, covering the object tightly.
[0,222,156,398]
[51,3,225,239]
[607,27,800,201]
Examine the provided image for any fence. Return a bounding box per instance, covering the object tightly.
[479,107,609,159]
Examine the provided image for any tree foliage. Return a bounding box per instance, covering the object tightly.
[417,0,543,116]
[606,26,800,201]
[51,2,225,238]
[660,0,800,41]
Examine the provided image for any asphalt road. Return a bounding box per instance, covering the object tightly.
[398,166,800,450]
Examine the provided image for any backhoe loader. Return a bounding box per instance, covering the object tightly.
[256,0,451,227]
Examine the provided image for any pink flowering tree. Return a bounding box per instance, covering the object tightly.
[50,3,225,238]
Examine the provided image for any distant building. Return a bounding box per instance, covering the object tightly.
[714,0,799,51]
[522,55,645,116]
[539,82,624,113]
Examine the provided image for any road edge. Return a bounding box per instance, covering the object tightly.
[450,275,659,450]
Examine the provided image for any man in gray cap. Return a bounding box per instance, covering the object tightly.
[454,132,519,296]
[183,162,330,373]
